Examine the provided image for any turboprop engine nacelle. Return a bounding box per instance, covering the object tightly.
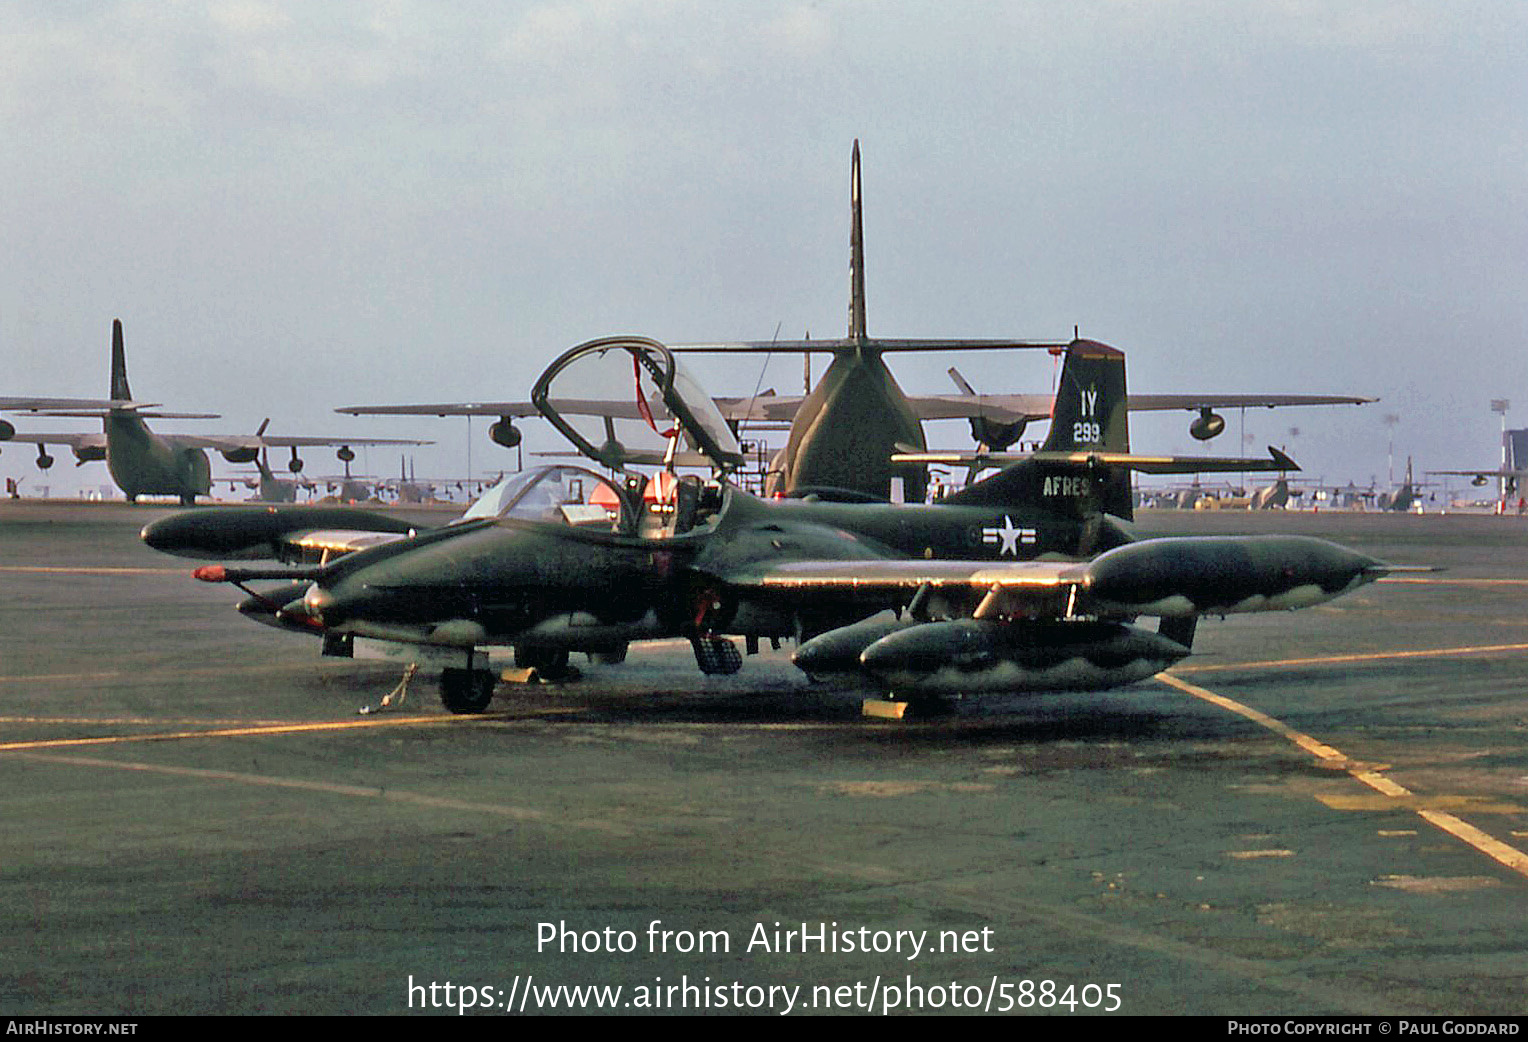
[969,416,1027,452]
[1189,408,1225,441]
[490,418,522,449]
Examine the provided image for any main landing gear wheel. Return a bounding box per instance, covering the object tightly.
[514,645,571,679]
[691,635,742,675]
[440,667,496,714]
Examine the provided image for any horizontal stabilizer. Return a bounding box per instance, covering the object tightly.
[670,338,1068,354]
[892,446,1300,473]
[531,449,720,469]
[336,401,543,417]
[0,397,158,413]
[36,408,219,419]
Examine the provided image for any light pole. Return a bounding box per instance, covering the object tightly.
[1383,413,1400,488]
[1491,399,1510,508]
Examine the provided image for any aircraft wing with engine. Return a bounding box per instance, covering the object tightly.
[1,431,109,466]
[162,431,429,455]
[1,397,156,412]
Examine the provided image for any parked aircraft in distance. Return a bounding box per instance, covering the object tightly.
[1431,429,1528,511]
[338,142,1372,502]
[3,320,429,503]
[1378,458,1423,512]
[154,334,1410,716]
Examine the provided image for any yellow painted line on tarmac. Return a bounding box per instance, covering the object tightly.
[1380,577,1528,586]
[1316,792,1524,814]
[1174,641,1528,675]
[0,716,306,727]
[1157,672,1528,881]
[0,660,393,685]
[1156,672,1351,763]
[0,565,186,575]
[0,710,584,753]
[0,671,130,686]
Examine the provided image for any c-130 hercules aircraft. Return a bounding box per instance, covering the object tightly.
[1,320,427,503]
[147,333,1407,716]
[338,141,1371,504]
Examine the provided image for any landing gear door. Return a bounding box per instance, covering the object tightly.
[531,336,745,475]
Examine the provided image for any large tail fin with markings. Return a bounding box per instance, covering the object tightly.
[1038,339,1129,454]
[946,339,1135,520]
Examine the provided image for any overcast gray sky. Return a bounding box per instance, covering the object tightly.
[3,1,1523,497]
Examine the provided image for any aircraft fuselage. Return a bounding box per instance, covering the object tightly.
[105,411,211,504]
[770,343,929,501]
[284,488,1122,650]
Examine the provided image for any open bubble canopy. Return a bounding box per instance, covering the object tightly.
[530,336,744,474]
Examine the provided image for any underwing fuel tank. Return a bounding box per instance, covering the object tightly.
[792,614,919,676]
[141,506,415,561]
[1082,535,1386,617]
[858,619,1189,695]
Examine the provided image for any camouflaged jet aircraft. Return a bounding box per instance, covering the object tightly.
[148,334,1405,716]
[6,320,428,503]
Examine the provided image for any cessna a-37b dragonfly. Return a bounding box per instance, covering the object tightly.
[145,335,1409,716]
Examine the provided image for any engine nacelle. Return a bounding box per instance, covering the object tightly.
[490,418,522,449]
[220,447,259,464]
[968,416,1027,452]
[73,445,107,464]
[1189,407,1225,441]
[336,446,356,463]
[0,419,14,441]
[1472,474,1488,487]
[35,447,55,470]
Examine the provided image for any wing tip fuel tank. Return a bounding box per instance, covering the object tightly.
[1080,535,1386,617]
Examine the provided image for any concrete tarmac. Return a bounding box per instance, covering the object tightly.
[2,500,1527,1016]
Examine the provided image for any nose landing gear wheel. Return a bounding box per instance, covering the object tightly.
[440,667,496,713]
